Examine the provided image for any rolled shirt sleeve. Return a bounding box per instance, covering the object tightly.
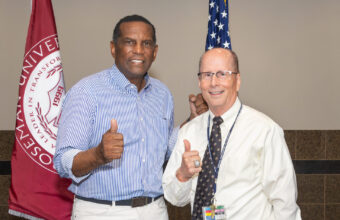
[53,84,96,183]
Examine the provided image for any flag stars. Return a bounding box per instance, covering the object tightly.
[210,32,216,39]
[205,1,232,49]
[218,23,224,31]
[223,41,230,48]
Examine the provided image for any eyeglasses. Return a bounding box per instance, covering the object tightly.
[197,70,238,81]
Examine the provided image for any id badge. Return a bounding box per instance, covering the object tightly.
[202,205,226,220]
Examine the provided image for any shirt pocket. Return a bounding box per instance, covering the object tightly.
[148,113,169,161]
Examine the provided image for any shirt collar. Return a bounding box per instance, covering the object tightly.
[208,97,241,124]
[109,65,151,92]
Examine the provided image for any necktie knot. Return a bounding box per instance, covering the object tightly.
[213,116,223,126]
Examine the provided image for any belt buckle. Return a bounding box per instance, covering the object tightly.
[131,197,148,208]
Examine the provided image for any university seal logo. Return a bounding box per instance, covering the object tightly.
[16,34,65,173]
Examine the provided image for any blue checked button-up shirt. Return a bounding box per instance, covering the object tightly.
[54,65,175,200]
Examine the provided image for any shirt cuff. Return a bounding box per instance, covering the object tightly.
[174,173,192,195]
[61,149,91,183]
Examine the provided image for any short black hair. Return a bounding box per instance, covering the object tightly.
[112,15,156,44]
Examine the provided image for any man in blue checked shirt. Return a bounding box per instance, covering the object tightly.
[54,15,207,220]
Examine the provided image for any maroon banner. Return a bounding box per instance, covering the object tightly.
[8,0,73,219]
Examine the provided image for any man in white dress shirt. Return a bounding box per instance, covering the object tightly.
[162,48,301,220]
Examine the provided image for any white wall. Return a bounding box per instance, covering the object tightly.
[1,0,339,130]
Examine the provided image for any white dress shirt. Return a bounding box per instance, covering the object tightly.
[162,98,301,220]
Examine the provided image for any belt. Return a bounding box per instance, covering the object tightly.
[75,195,163,208]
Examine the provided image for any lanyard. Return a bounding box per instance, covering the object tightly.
[207,104,242,195]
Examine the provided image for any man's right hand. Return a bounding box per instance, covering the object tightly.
[176,139,202,182]
[96,119,124,163]
[72,119,124,177]
[189,93,208,120]
[180,93,208,128]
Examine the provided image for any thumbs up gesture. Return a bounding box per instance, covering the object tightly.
[176,139,202,182]
[97,119,124,163]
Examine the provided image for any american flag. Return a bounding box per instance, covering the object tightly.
[206,0,232,50]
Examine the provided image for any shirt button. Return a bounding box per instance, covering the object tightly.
[142,138,144,142]
[140,117,143,121]
[142,159,145,162]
